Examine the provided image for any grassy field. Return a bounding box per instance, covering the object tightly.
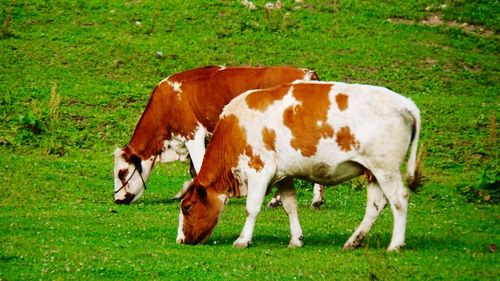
[0,0,499,280]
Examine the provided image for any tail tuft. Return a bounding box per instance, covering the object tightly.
[310,70,320,81]
[406,143,424,192]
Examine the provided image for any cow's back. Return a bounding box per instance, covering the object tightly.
[170,66,315,132]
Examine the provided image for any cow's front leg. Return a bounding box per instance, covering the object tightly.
[276,178,303,248]
[233,179,268,248]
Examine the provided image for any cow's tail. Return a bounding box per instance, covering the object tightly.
[302,68,320,81]
[405,102,423,192]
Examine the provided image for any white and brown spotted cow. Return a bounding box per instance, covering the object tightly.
[177,81,421,251]
[113,65,322,204]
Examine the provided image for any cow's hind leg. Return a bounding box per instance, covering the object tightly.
[343,180,387,250]
[373,171,409,251]
[310,183,325,209]
[276,178,303,248]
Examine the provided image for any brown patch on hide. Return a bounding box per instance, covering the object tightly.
[336,126,360,152]
[283,83,334,157]
[262,127,276,151]
[335,93,348,111]
[245,84,290,112]
[245,146,264,172]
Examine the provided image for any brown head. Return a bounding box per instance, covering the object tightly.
[177,181,226,245]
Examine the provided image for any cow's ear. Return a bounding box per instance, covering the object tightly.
[113,146,122,156]
[195,185,207,199]
[174,179,194,200]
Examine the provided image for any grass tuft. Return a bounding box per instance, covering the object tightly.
[47,82,61,155]
[0,1,14,39]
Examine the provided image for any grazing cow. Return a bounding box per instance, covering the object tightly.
[113,65,323,205]
[177,81,421,251]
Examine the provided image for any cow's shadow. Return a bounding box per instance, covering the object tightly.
[205,232,465,251]
[143,195,249,205]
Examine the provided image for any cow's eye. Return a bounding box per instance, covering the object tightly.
[182,204,192,214]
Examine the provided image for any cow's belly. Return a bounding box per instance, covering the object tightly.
[282,159,365,186]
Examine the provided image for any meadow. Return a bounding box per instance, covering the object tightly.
[0,0,498,280]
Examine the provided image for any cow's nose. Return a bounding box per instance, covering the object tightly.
[114,193,135,205]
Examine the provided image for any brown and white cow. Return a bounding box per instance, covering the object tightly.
[113,65,322,205]
[177,81,421,251]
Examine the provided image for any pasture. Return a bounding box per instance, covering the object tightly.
[0,0,498,280]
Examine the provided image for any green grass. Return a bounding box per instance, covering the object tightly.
[0,0,498,280]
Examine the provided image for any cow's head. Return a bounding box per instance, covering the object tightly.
[113,138,189,204]
[177,181,226,245]
[113,146,154,204]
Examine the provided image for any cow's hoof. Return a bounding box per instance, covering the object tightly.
[343,240,364,250]
[288,236,304,248]
[342,243,358,250]
[310,200,324,210]
[343,231,365,250]
[386,243,405,252]
[267,199,282,209]
[233,238,251,248]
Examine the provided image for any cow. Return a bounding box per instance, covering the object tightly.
[177,81,422,251]
[113,65,325,206]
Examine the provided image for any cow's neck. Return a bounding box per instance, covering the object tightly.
[127,85,171,160]
[196,164,241,197]
[194,115,246,198]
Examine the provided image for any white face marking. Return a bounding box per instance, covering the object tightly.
[113,148,131,196]
[113,148,156,203]
[176,209,185,244]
